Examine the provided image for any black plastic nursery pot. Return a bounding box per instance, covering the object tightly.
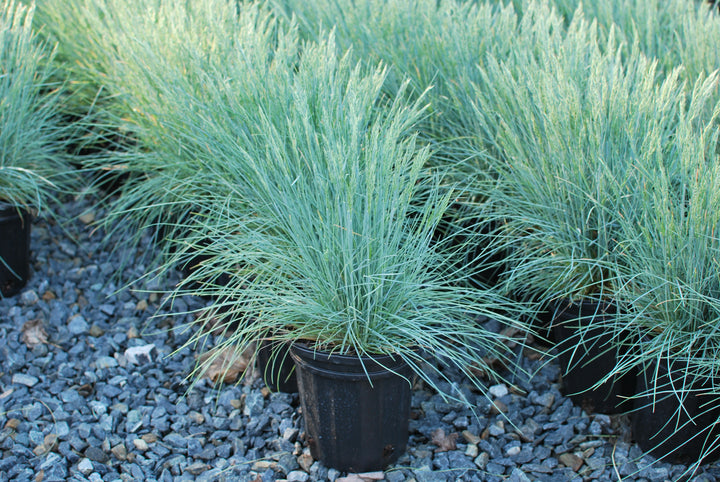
[256,340,297,393]
[290,343,412,472]
[632,357,720,464]
[177,238,232,299]
[514,292,556,344]
[552,300,636,414]
[0,204,32,297]
[466,219,509,289]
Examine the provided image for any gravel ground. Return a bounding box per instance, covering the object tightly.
[2,195,720,482]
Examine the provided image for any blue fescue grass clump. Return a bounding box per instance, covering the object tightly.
[0,0,74,213]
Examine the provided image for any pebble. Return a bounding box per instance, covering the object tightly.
[506,445,522,457]
[287,470,310,481]
[186,462,208,475]
[11,373,39,387]
[465,444,479,458]
[297,453,314,472]
[20,290,39,306]
[534,392,555,409]
[133,438,149,452]
[68,314,90,335]
[77,457,94,475]
[84,446,109,463]
[54,421,70,438]
[488,421,505,437]
[78,212,95,224]
[474,452,490,470]
[508,467,532,482]
[111,443,128,460]
[488,384,509,398]
[490,399,508,414]
[125,409,142,433]
[94,356,118,370]
[124,344,155,365]
[559,452,584,472]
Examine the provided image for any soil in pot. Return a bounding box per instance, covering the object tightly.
[553,300,636,414]
[256,340,297,393]
[0,204,32,297]
[632,358,720,465]
[290,343,412,472]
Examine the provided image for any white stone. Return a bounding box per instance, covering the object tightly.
[488,383,509,399]
[124,344,155,365]
[282,427,299,441]
[506,445,522,457]
[465,444,479,458]
[287,471,309,482]
[133,439,149,451]
[20,290,39,306]
[357,472,384,480]
[78,458,94,475]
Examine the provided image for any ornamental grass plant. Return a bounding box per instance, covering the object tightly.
[547,0,720,88]
[604,84,720,468]
[464,7,708,306]
[270,0,517,165]
[269,0,531,281]
[29,0,137,171]
[452,0,720,420]
[0,0,73,213]
[59,0,299,281]
[161,36,528,403]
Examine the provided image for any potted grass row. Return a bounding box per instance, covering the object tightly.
[21,0,720,473]
[0,0,78,297]
[452,0,720,471]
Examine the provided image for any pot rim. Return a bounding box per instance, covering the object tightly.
[289,342,411,381]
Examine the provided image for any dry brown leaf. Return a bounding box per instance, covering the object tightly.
[43,434,58,453]
[469,355,508,380]
[21,318,48,349]
[431,428,458,453]
[198,345,254,384]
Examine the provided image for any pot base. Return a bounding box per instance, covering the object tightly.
[553,300,635,414]
[290,344,411,472]
[257,340,297,393]
[632,358,720,464]
[0,205,32,297]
